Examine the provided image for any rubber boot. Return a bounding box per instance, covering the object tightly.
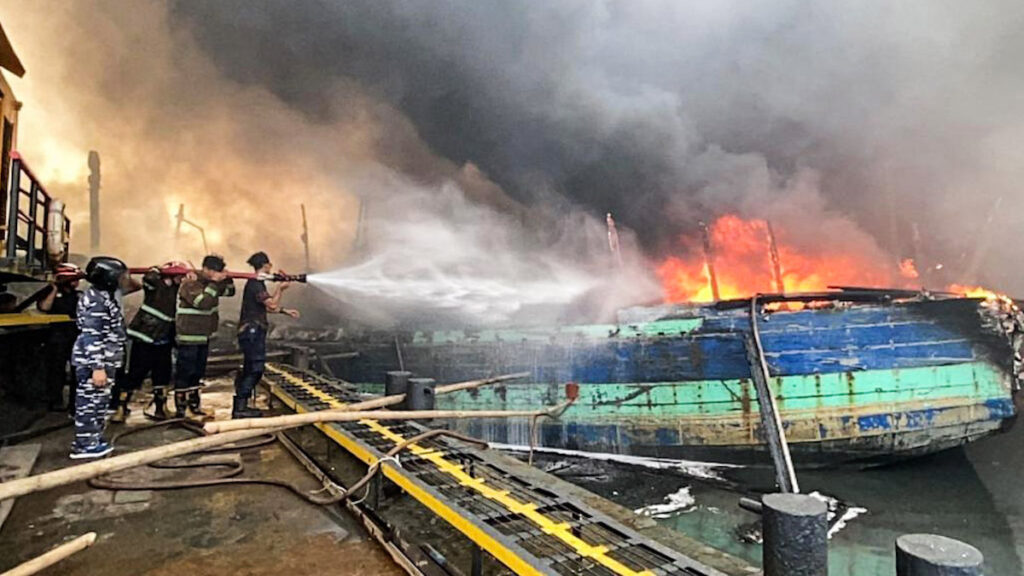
[231,396,263,419]
[110,391,132,423]
[187,390,207,417]
[174,391,188,418]
[150,388,168,420]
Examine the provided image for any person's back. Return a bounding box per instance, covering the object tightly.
[176,276,221,345]
[128,267,178,344]
[112,264,182,421]
[173,255,234,418]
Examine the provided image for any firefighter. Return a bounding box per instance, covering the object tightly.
[69,256,127,459]
[110,262,184,422]
[174,254,234,418]
[233,252,299,418]
[37,263,83,412]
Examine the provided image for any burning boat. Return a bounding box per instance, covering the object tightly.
[303,214,1024,467]
[333,288,1023,467]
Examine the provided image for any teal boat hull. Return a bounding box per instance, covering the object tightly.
[336,296,1021,467]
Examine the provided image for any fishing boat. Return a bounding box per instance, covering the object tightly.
[331,288,1023,467]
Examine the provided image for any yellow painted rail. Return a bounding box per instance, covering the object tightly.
[263,364,719,576]
[0,313,72,327]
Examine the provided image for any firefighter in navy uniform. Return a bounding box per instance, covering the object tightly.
[174,254,235,418]
[110,262,184,422]
[69,257,127,459]
[233,252,299,418]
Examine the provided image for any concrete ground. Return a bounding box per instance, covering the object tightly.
[0,379,402,576]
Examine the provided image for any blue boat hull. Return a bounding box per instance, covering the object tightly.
[328,297,1021,466]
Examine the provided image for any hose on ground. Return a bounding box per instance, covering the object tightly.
[89,420,489,507]
[91,419,334,504]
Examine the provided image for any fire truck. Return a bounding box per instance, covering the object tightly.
[0,22,74,432]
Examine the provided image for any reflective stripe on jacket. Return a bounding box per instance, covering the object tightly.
[175,276,234,345]
[127,268,178,344]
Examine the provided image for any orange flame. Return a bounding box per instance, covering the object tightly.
[657,215,895,303]
[899,258,919,279]
[948,284,1002,300]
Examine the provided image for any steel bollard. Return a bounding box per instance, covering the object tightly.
[289,346,312,371]
[385,371,412,404]
[896,534,983,576]
[406,378,436,411]
[762,493,828,576]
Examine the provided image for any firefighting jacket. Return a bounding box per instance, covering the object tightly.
[175,276,235,345]
[71,286,127,370]
[126,268,178,345]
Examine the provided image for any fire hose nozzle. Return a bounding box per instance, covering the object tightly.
[261,273,307,283]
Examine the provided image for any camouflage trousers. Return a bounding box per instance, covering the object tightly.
[73,368,112,450]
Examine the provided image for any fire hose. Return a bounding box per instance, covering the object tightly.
[87,420,487,507]
[127,264,307,283]
[55,263,307,284]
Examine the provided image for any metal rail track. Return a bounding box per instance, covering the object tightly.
[263,363,727,576]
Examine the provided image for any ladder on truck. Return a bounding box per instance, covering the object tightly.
[0,151,70,281]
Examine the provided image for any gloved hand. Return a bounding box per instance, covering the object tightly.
[218,278,236,297]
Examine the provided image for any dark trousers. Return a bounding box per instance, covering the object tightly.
[175,344,209,392]
[45,328,77,410]
[122,339,173,391]
[236,326,267,398]
[73,367,111,450]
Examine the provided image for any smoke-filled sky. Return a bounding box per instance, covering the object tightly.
[2,0,1023,318]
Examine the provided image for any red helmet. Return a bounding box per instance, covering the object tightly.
[54,263,82,283]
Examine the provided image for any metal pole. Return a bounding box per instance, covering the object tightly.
[175,203,185,244]
[25,181,37,268]
[300,203,310,273]
[765,220,785,295]
[762,493,827,576]
[606,212,623,269]
[699,221,720,302]
[41,194,52,269]
[5,157,20,260]
[354,194,367,252]
[88,150,100,253]
[896,534,983,576]
[746,295,799,493]
[394,335,405,372]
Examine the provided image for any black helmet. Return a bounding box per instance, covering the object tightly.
[85,256,127,292]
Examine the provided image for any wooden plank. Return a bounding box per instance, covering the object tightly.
[0,443,41,531]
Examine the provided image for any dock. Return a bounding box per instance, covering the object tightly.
[264,363,757,575]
